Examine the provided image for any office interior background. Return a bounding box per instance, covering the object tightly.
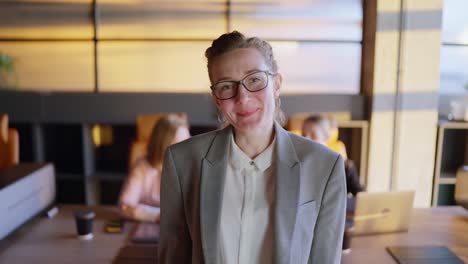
[0,0,467,208]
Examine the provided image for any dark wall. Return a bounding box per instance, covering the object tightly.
[0,91,365,124]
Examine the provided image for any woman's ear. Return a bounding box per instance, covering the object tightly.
[274,73,283,98]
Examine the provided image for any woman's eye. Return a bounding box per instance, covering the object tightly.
[221,84,233,91]
[248,77,260,83]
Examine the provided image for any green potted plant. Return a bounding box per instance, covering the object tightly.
[0,53,17,88]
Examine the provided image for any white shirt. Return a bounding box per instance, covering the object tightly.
[219,134,276,264]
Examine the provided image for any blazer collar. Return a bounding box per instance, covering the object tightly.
[204,122,299,165]
[273,121,299,167]
[273,122,300,264]
[200,125,231,264]
[204,125,232,165]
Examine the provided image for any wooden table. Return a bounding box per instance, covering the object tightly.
[1,205,467,263]
[342,206,468,263]
[0,205,157,264]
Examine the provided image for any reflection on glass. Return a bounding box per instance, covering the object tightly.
[272,41,361,94]
[231,0,362,41]
[442,0,468,44]
[439,46,468,94]
[98,0,226,39]
[0,42,94,92]
[98,41,210,92]
[0,0,93,39]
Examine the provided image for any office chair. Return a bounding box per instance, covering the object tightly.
[0,113,19,168]
[129,113,187,169]
[455,166,468,210]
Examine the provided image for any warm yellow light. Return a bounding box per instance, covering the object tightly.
[92,124,113,147]
[290,129,302,135]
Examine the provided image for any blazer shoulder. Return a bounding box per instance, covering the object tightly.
[168,128,221,157]
[287,132,341,162]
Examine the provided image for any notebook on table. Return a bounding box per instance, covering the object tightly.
[130,222,160,244]
[387,246,464,264]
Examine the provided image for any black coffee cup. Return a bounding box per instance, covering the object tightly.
[342,227,354,253]
[74,210,96,240]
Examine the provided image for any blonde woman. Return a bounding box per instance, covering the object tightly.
[119,114,190,223]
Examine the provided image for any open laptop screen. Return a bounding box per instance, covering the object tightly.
[351,190,415,236]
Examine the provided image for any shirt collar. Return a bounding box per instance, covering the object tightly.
[229,133,276,172]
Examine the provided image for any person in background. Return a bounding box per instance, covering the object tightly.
[158,31,347,264]
[301,114,332,147]
[327,115,348,160]
[302,114,364,197]
[119,114,190,223]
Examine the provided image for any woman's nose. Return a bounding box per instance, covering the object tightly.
[234,83,250,103]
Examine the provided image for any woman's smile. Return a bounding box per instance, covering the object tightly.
[237,108,259,118]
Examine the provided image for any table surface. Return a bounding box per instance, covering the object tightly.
[1,205,467,263]
[0,204,157,264]
[342,206,468,263]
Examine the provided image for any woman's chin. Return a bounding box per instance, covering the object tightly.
[233,119,270,133]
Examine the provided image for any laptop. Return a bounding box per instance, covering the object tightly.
[350,190,415,236]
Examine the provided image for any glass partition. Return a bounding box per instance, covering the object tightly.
[0,0,363,94]
[0,0,93,39]
[0,41,94,91]
[231,0,362,41]
[98,41,210,92]
[98,0,226,39]
[273,41,361,94]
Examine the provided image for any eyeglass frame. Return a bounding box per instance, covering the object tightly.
[210,70,277,100]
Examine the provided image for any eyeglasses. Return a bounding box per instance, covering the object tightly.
[210,70,276,100]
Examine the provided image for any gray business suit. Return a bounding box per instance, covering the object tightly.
[158,122,346,264]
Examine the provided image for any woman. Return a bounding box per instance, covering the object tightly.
[119,114,190,223]
[158,31,346,264]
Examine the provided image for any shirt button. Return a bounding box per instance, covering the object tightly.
[250,161,255,166]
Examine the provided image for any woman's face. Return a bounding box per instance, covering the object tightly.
[210,48,281,134]
[302,123,329,146]
[172,126,190,144]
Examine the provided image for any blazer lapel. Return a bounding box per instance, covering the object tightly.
[273,122,300,264]
[200,126,231,264]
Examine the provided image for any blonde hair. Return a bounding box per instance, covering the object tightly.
[146,114,188,168]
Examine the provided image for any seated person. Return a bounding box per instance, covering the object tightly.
[327,115,348,160]
[301,114,331,146]
[119,114,190,223]
[302,114,364,198]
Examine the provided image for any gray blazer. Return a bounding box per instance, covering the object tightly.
[158,122,346,264]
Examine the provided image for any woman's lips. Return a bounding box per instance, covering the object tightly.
[237,109,258,118]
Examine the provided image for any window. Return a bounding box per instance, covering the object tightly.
[440,0,468,94]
